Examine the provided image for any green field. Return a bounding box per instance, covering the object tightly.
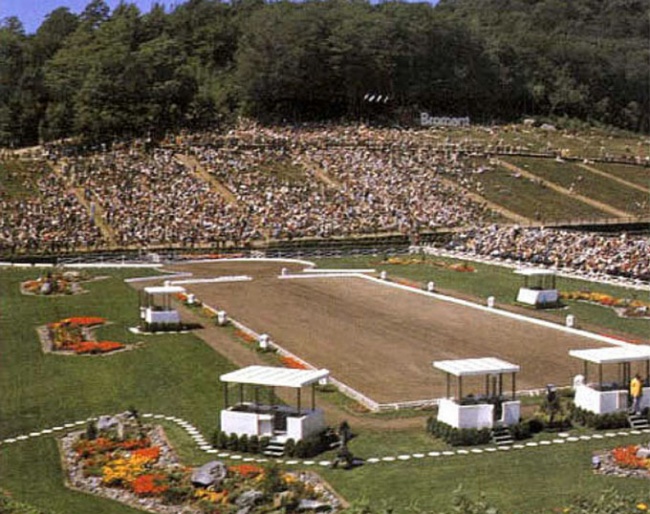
[2,263,650,513]
[507,157,649,216]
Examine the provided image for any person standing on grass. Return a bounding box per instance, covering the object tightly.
[630,373,643,414]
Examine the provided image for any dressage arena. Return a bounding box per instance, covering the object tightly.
[166,260,613,406]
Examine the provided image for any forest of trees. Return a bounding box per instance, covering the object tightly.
[0,0,648,147]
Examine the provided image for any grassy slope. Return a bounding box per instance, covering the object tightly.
[507,157,648,216]
[455,158,607,221]
[591,162,650,189]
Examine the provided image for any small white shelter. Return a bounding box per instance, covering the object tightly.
[220,365,330,441]
[139,285,185,331]
[433,357,521,429]
[569,345,650,414]
[514,269,558,307]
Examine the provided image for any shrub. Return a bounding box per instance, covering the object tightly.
[569,405,629,430]
[238,434,249,453]
[248,434,260,454]
[427,418,491,446]
[283,438,296,457]
[227,433,239,451]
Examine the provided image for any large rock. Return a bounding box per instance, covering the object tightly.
[191,461,227,488]
[235,490,263,508]
[97,415,120,431]
[297,499,332,511]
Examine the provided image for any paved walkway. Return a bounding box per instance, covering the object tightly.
[1,412,647,467]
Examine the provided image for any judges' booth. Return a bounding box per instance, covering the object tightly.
[139,285,185,331]
[569,345,650,414]
[514,269,558,307]
[433,357,521,429]
[220,365,330,442]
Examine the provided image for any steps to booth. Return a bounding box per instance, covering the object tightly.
[492,425,514,446]
[263,435,288,457]
[629,413,650,430]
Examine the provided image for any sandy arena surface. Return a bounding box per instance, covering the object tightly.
[166,260,611,404]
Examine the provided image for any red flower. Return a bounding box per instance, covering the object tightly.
[280,356,308,370]
[61,317,106,326]
[131,473,169,496]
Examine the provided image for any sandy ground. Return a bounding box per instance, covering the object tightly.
[163,260,610,405]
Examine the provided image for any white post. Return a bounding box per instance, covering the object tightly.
[281,267,288,276]
[566,314,575,328]
[380,270,387,280]
[216,311,228,326]
[259,334,270,350]
[487,296,495,308]
[187,293,195,305]
[427,281,435,293]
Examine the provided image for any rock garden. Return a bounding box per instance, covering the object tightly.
[38,317,128,355]
[61,412,341,513]
[21,269,97,296]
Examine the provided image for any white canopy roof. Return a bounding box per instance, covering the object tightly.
[220,365,330,388]
[569,345,650,365]
[433,357,520,377]
[144,285,186,295]
[514,269,556,277]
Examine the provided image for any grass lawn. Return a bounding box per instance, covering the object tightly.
[2,264,650,513]
[314,255,650,342]
[0,268,235,439]
[506,157,648,216]
[320,434,650,513]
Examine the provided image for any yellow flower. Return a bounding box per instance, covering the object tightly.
[637,503,648,511]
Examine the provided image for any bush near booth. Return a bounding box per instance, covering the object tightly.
[568,404,631,430]
[426,418,492,446]
[426,417,539,446]
[211,430,338,458]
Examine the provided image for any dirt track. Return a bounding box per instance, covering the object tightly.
[165,261,611,405]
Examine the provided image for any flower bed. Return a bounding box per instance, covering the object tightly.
[43,318,125,355]
[281,356,309,370]
[381,256,475,272]
[561,291,650,319]
[594,444,650,480]
[234,329,257,344]
[21,269,92,296]
[62,413,342,513]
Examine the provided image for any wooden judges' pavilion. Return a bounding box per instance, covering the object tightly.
[433,357,521,429]
[220,365,329,441]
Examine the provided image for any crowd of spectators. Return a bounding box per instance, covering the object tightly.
[444,226,650,282]
[1,124,648,282]
[0,164,104,254]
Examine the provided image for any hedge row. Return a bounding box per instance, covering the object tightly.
[426,417,539,446]
[211,429,339,458]
[568,405,631,430]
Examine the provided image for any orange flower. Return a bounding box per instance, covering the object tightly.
[62,317,106,326]
[131,473,168,496]
[131,446,161,462]
[229,464,264,478]
[281,356,308,370]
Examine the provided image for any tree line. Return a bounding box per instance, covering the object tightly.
[0,0,647,147]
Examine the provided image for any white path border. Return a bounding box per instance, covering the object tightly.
[2,412,648,468]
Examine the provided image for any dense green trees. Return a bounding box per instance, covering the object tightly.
[0,0,647,147]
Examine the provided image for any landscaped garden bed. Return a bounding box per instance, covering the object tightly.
[38,317,128,355]
[61,412,342,513]
[21,269,100,296]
